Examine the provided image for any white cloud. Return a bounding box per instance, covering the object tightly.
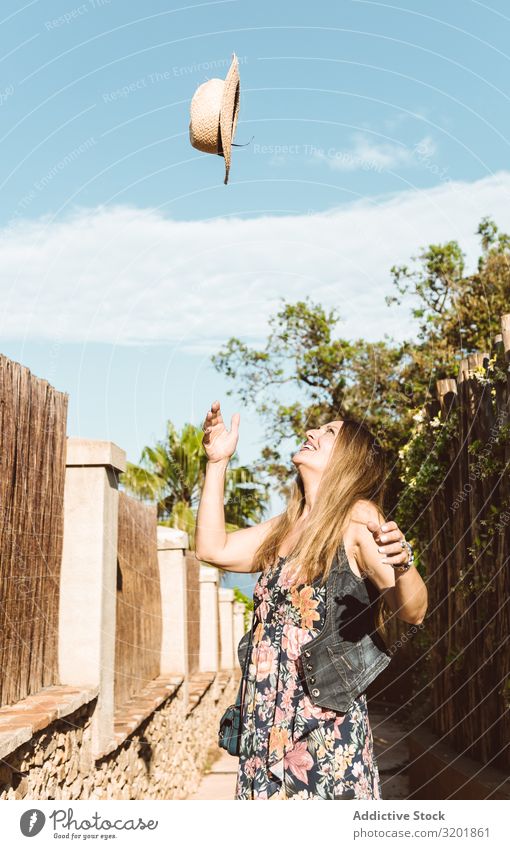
[1,171,509,354]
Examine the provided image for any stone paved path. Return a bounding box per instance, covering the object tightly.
[186,700,410,800]
[187,747,239,800]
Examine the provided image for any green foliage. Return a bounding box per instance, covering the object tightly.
[396,343,510,583]
[395,404,459,574]
[232,586,254,630]
[120,420,270,549]
[385,218,510,405]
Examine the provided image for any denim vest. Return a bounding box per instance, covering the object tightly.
[238,538,392,713]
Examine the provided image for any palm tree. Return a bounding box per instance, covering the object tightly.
[119,420,269,550]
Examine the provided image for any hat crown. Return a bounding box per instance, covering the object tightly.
[189,78,224,154]
[190,77,224,115]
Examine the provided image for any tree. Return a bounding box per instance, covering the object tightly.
[212,297,408,507]
[119,420,269,549]
[386,216,510,404]
[211,218,510,515]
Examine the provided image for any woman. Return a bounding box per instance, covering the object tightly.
[196,400,428,800]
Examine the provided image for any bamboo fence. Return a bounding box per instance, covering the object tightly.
[416,315,510,771]
[185,550,200,675]
[115,492,163,708]
[0,354,68,706]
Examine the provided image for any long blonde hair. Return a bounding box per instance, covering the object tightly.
[252,417,393,638]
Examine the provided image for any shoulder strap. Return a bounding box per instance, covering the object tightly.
[327,538,348,576]
[236,614,254,710]
[337,538,349,572]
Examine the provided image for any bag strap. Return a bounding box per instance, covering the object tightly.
[236,612,255,715]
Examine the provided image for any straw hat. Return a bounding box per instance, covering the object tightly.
[189,53,240,185]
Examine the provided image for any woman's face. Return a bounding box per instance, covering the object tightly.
[291,420,343,473]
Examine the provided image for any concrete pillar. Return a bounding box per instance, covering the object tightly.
[58,438,126,757]
[157,526,189,707]
[233,600,248,668]
[218,588,235,669]
[199,564,220,673]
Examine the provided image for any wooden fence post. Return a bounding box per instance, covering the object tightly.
[436,377,457,421]
[500,314,510,360]
[435,377,459,661]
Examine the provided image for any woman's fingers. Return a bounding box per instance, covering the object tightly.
[209,400,221,421]
[203,406,212,428]
[231,412,240,435]
[378,524,401,545]
[203,401,221,430]
[378,541,405,556]
[367,519,401,546]
[368,519,409,565]
[209,401,221,416]
[381,550,408,565]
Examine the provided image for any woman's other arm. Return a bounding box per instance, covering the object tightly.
[351,501,428,625]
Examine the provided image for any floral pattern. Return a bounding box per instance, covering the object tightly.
[234,555,382,800]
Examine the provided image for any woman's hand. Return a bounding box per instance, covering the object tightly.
[366,519,411,567]
[361,518,427,624]
[202,400,240,463]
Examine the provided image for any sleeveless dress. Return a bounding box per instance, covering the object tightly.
[234,553,382,800]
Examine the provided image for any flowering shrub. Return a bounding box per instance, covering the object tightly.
[396,403,459,573]
[395,345,510,578]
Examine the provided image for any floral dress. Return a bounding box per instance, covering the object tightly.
[234,554,382,800]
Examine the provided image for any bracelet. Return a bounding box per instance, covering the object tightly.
[392,539,414,572]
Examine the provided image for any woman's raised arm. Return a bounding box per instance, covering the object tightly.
[195,400,282,572]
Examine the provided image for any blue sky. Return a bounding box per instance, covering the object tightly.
[1,0,510,589]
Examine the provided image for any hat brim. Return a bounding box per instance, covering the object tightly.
[219,54,240,184]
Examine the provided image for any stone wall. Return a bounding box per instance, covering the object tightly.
[0,672,239,801]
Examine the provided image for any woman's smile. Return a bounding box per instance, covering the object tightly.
[293,421,343,465]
